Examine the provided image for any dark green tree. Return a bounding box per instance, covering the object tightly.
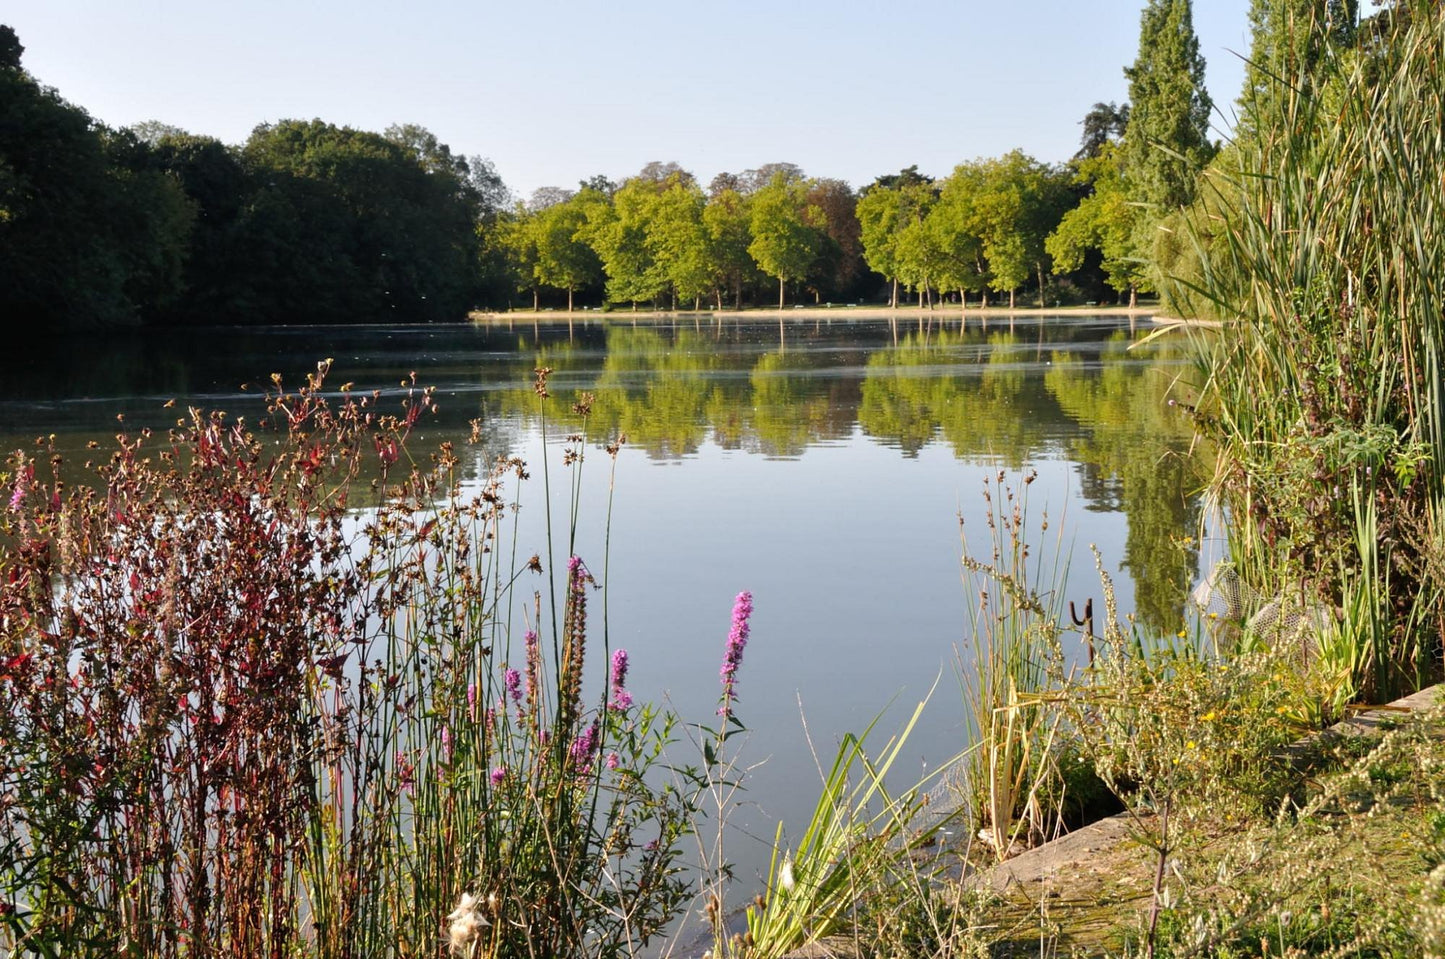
[1075,101,1131,161]
[1122,0,1215,213]
[0,29,193,330]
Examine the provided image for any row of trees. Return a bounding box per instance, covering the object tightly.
[499,163,871,313]
[1,25,507,330]
[495,0,1221,314]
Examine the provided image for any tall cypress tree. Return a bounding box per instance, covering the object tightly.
[1122,0,1215,213]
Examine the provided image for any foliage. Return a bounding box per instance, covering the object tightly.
[0,42,193,330]
[531,191,603,309]
[857,173,935,307]
[0,366,702,957]
[1121,0,1215,215]
[747,173,825,309]
[1185,0,1445,701]
[1046,143,1151,304]
[939,153,1072,307]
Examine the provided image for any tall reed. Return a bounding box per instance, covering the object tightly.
[959,470,1069,860]
[1181,2,1445,699]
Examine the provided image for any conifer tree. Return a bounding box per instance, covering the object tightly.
[1122,0,1215,213]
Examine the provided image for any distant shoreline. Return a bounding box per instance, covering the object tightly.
[470,303,1163,324]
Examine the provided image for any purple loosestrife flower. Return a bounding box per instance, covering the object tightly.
[490,766,507,785]
[504,667,522,704]
[570,719,599,765]
[523,628,540,718]
[718,591,753,720]
[610,649,632,711]
[606,752,620,770]
[560,556,591,731]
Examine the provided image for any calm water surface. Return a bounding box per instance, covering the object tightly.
[5,312,1217,912]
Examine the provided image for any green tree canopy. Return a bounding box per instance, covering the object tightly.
[1046,143,1150,305]
[1123,0,1216,213]
[531,191,603,311]
[748,173,824,310]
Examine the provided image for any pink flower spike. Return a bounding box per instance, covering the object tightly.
[718,591,753,719]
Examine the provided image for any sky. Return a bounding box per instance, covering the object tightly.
[8,0,1254,202]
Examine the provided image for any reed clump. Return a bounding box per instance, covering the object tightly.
[1180,0,1445,701]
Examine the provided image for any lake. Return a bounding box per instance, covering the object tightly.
[4,310,1214,921]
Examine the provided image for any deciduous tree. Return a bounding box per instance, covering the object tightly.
[748,173,824,310]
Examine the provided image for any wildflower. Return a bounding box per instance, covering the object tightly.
[609,649,632,711]
[524,629,540,716]
[467,682,477,718]
[718,591,754,719]
[1201,711,1217,722]
[1185,740,1198,751]
[395,751,415,795]
[570,719,599,767]
[490,766,507,785]
[1176,629,1187,639]
[440,725,453,761]
[7,466,27,513]
[606,752,619,770]
[447,892,490,956]
[504,668,522,705]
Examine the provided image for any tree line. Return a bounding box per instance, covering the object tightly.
[0,3,1404,330]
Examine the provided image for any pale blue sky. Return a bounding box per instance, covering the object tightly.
[8,1,1254,199]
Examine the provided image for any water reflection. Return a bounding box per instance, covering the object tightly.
[475,317,1203,632]
[4,317,1203,634]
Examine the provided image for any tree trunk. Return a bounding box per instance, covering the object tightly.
[778,276,785,311]
[959,288,966,310]
[1129,285,1137,309]
[982,291,989,308]
[1009,289,1016,310]
[694,295,700,311]
[533,289,539,311]
[1037,262,1046,308]
[567,287,574,312]
[891,277,898,309]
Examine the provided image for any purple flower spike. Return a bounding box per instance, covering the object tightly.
[570,720,599,765]
[610,649,632,711]
[490,766,507,785]
[718,591,753,719]
[504,667,522,704]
